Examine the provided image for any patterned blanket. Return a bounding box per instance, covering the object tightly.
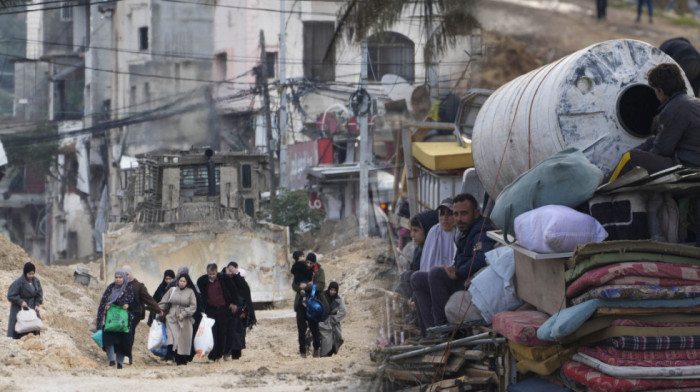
[579,346,700,367]
[571,284,700,305]
[603,336,700,351]
[563,360,700,392]
[492,310,555,347]
[566,262,700,298]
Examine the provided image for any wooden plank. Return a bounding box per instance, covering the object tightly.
[383,368,434,382]
[445,354,467,373]
[464,368,499,384]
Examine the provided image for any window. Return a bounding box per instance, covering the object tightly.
[303,22,335,81]
[367,32,415,82]
[241,164,252,189]
[244,198,255,218]
[60,2,73,21]
[130,85,136,105]
[265,52,277,79]
[181,165,220,196]
[138,27,149,51]
[215,52,227,82]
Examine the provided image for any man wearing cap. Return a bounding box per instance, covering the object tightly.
[410,193,495,332]
[292,252,328,358]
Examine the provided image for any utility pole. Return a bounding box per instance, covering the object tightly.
[359,41,370,239]
[278,0,288,190]
[259,30,277,196]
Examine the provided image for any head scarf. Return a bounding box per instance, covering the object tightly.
[108,270,129,304]
[163,269,175,280]
[326,281,340,300]
[23,262,36,277]
[419,224,457,272]
[177,266,189,277]
[122,265,133,281]
[176,273,197,291]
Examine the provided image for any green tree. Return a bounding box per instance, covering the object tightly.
[266,189,325,244]
[331,0,481,69]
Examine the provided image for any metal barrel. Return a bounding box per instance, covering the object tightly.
[472,39,692,198]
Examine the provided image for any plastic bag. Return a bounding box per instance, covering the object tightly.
[150,322,167,357]
[147,319,164,350]
[305,284,329,322]
[15,308,44,334]
[194,314,215,358]
[91,329,103,348]
[514,205,608,253]
[104,306,129,333]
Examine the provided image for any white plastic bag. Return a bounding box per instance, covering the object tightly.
[15,308,44,334]
[147,319,164,350]
[468,247,523,323]
[514,205,608,253]
[194,314,215,358]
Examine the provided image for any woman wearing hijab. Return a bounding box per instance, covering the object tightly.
[96,270,137,369]
[7,262,44,339]
[319,281,346,357]
[147,269,175,326]
[159,273,197,366]
[419,198,457,272]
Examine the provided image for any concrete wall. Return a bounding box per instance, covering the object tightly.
[13,61,50,121]
[84,4,114,128]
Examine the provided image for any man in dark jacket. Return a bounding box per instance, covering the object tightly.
[609,63,700,182]
[197,263,240,362]
[222,261,256,360]
[292,252,327,358]
[410,193,495,330]
[122,266,163,365]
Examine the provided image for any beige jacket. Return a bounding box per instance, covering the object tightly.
[159,287,197,355]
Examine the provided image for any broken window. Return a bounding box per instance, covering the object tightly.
[139,27,149,51]
[265,52,277,79]
[181,165,220,196]
[367,32,415,82]
[303,21,335,82]
[241,164,252,189]
[216,52,227,82]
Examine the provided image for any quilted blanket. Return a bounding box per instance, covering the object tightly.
[570,284,700,305]
[493,310,555,347]
[566,262,700,298]
[579,346,700,367]
[573,352,700,379]
[604,336,700,351]
[563,360,700,392]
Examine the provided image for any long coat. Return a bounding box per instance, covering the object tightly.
[6,275,43,338]
[159,287,197,356]
[319,294,346,356]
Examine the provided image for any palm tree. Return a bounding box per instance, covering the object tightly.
[330,0,481,70]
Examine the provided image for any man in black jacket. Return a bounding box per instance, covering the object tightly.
[197,263,239,362]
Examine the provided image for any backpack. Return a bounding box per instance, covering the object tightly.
[305,284,329,322]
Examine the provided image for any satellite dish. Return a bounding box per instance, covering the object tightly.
[381,74,414,112]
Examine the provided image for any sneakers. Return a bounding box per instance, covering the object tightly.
[312,348,321,358]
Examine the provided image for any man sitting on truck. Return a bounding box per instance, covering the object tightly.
[410,193,496,332]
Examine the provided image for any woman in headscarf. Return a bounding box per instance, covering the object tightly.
[419,198,457,271]
[319,281,346,357]
[96,270,137,369]
[7,262,44,339]
[147,269,175,326]
[159,273,197,366]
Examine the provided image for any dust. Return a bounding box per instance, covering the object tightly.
[0,232,392,391]
[475,31,543,89]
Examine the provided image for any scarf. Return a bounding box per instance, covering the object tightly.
[419,224,457,272]
[107,270,128,304]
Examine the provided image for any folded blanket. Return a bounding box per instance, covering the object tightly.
[566,262,700,298]
[579,346,700,367]
[571,284,700,305]
[493,310,555,347]
[567,255,700,283]
[612,319,700,328]
[603,336,700,351]
[573,352,700,379]
[537,298,700,341]
[563,360,700,392]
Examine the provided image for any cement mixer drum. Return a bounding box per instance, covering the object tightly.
[472,39,693,198]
